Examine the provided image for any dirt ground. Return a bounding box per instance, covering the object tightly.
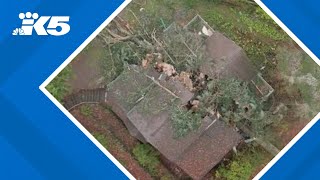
[276,117,311,147]
[70,104,175,179]
[68,40,105,91]
[70,104,153,179]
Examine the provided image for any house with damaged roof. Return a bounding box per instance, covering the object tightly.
[106,65,242,179]
[105,16,273,179]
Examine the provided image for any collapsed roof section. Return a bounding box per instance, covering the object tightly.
[105,15,273,179]
[106,65,194,142]
[106,65,242,179]
[162,15,274,101]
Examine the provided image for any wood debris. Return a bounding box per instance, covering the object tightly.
[155,62,177,77]
[190,100,200,111]
[176,71,194,91]
[142,53,154,68]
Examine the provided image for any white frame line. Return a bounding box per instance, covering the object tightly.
[39,0,135,179]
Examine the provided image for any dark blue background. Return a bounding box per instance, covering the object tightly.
[0,1,128,179]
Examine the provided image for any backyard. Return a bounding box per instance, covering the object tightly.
[47,0,320,179]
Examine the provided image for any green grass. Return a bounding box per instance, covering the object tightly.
[238,11,287,41]
[184,0,197,9]
[300,57,320,79]
[126,0,287,72]
[301,59,315,74]
[186,1,284,69]
[215,146,271,180]
[276,51,291,74]
[80,105,93,117]
[94,133,109,149]
[298,83,313,103]
[125,0,287,71]
[132,143,160,177]
[46,65,72,103]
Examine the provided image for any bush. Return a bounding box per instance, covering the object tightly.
[216,160,253,180]
[94,133,108,148]
[132,144,160,176]
[215,147,265,180]
[46,66,72,103]
[80,105,93,117]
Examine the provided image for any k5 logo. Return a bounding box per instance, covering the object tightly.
[13,12,70,36]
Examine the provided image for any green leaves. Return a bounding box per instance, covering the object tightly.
[215,146,269,180]
[170,105,202,138]
[133,144,160,176]
[216,160,253,180]
[46,65,72,103]
[198,78,268,133]
[80,105,93,117]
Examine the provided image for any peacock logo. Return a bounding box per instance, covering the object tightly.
[12,28,25,35]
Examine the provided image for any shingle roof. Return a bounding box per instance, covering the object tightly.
[201,31,257,81]
[106,66,156,142]
[106,65,242,179]
[176,119,242,179]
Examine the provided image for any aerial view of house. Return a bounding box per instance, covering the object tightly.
[47,0,320,179]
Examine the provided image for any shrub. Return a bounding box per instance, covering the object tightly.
[94,133,108,148]
[132,144,160,176]
[80,105,93,117]
[216,160,253,180]
[46,65,72,103]
[215,147,265,180]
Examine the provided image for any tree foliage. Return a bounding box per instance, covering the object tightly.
[170,105,202,138]
[216,156,253,180]
[197,78,268,134]
[215,146,268,180]
[162,25,207,72]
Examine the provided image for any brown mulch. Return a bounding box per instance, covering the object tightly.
[91,105,139,151]
[70,104,153,180]
[277,117,310,147]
